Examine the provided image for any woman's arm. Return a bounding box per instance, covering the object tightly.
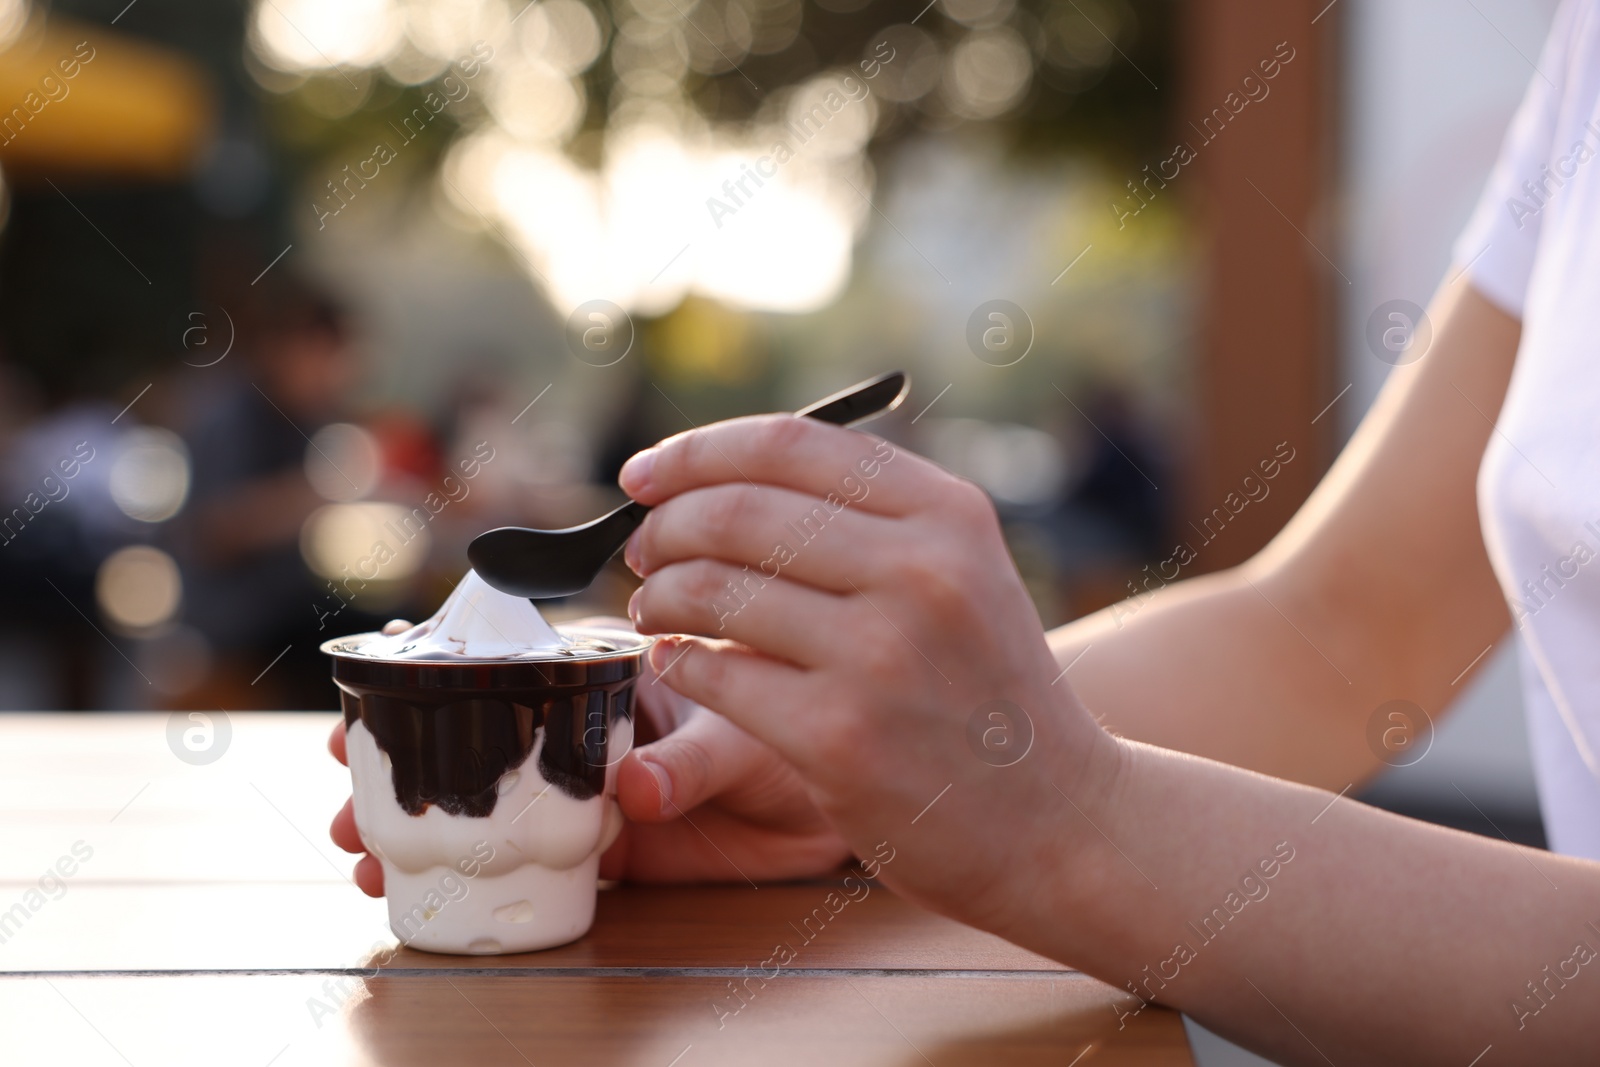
[616,360,1594,1063]
[1051,276,1520,788]
[1033,732,1594,1066]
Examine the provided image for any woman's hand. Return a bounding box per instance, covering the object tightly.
[619,415,1120,932]
[602,639,852,883]
[327,617,851,895]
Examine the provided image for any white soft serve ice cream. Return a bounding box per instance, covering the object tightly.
[354,570,567,660]
[325,570,645,954]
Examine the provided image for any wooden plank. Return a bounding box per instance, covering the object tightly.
[0,973,1192,1066]
[0,882,1065,974]
[0,712,351,883]
[0,713,1064,974]
[0,716,1193,1062]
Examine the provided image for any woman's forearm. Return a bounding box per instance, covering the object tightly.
[1047,567,1394,790]
[1015,738,1595,1066]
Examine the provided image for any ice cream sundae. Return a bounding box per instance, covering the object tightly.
[323,571,649,953]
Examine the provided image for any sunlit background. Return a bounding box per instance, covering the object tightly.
[0,0,1182,712]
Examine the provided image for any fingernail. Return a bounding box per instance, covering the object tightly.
[639,757,673,812]
[620,448,657,496]
[648,636,676,673]
[627,586,642,624]
[624,531,643,575]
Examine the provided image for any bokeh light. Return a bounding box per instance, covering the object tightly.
[404,0,508,60]
[382,39,449,84]
[612,17,690,91]
[939,0,1015,27]
[488,62,587,142]
[0,0,29,51]
[299,502,432,581]
[109,428,192,524]
[746,0,803,54]
[305,423,382,503]
[250,0,403,72]
[681,0,752,74]
[783,71,877,159]
[870,26,943,103]
[240,0,1068,316]
[943,27,1033,120]
[97,546,183,632]
[518,0,606,74]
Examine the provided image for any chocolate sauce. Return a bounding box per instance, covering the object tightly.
[329,644,643,817]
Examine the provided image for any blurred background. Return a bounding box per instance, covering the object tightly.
[0,0,1561,994]
[0,0,1191,714]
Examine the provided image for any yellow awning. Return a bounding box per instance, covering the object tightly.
[0,11,212,179]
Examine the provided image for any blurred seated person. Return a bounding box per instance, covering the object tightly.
[177,278,384,709]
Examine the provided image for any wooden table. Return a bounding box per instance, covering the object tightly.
[0,712,1194,1066]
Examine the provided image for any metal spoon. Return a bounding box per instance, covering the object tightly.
[468,371,911,599]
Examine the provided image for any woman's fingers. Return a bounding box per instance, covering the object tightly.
[327,727,380,895]
[330,798,384,896]
[328,718,347,766]
[646,635,817,758]
[352,853,384,897]
[330,797,363,854]
[631,559,848,668]
[616,704,774,822]
[626,483,897,594]
[620,415,946,518]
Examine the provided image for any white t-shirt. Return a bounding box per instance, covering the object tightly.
[1458,0,1600,859]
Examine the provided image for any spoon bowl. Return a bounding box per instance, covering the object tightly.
[469,371,910,599]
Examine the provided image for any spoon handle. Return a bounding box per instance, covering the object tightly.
[594,498,654,544]
[468,372,913,599]
[794,371,908,426]
[604,371,909,540]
